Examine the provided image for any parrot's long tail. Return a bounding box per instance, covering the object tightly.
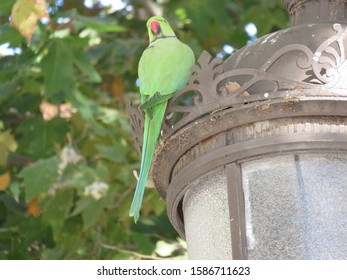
[129,102,167,222]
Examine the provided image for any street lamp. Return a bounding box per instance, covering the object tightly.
[128,0,347,259]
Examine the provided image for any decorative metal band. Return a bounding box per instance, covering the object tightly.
[152,98,347,199]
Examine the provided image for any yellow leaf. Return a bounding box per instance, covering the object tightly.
[11,0,49,42]
[0,130,18,152]
[0,130,17,165]
[0,172,11,191]
[26,196,42,217]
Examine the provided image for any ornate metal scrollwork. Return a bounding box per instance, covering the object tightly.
[128,23,347,154]
[126,101,144,156]
[220,23,347,90]
[163,51,225,136]
[311,23,347,87]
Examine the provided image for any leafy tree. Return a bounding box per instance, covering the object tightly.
[0,0,289,259]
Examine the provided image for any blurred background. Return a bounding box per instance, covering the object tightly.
[0,0,289,259]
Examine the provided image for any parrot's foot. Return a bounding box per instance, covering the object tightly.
[132,170,155,188]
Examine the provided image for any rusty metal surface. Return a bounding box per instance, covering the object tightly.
[283,0,347,25]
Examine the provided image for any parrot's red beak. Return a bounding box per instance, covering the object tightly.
[150,20,161,35]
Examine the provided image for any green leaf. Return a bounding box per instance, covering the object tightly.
[16,118,69,158]
[0,79,20,102]
[81,190,114,229]
[271,8,290,29]
[5,93,39,115]
[19,156,58,200]
[76,15,127,32]
[68,90,111,136]
[184,0,232,39]
[40,40,74,98]
[148,193,166,216]
[42,188,74,232]
[95,143,126,163]
[40,38,101,97]
[0,0,16,15]
[0,24,23,46]
[70,187,115,229]
[105,222,129,245]
[81,201,104,229]
[69,196,93,217]
[0,192,25,214]
[68,89,96,122]
[69,45,101,83]
[4,216,53,259]
[8,181,21,200]
[131,231,155,255]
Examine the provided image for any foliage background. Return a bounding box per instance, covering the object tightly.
[0,0,289,259]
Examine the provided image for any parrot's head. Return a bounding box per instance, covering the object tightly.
[146,16,176,43]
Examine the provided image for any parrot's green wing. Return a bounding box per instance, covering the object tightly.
[129,17,195,222]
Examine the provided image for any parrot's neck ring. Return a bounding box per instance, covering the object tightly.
[150,35,177,44]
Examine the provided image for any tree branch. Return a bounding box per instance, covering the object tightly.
[139,0,163,17]
[100,243,169,260]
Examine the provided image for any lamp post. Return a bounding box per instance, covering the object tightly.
[128,0,347,259]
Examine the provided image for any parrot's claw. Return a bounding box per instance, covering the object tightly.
[132,170,155,188]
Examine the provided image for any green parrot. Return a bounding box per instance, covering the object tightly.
[129,16,195,222]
